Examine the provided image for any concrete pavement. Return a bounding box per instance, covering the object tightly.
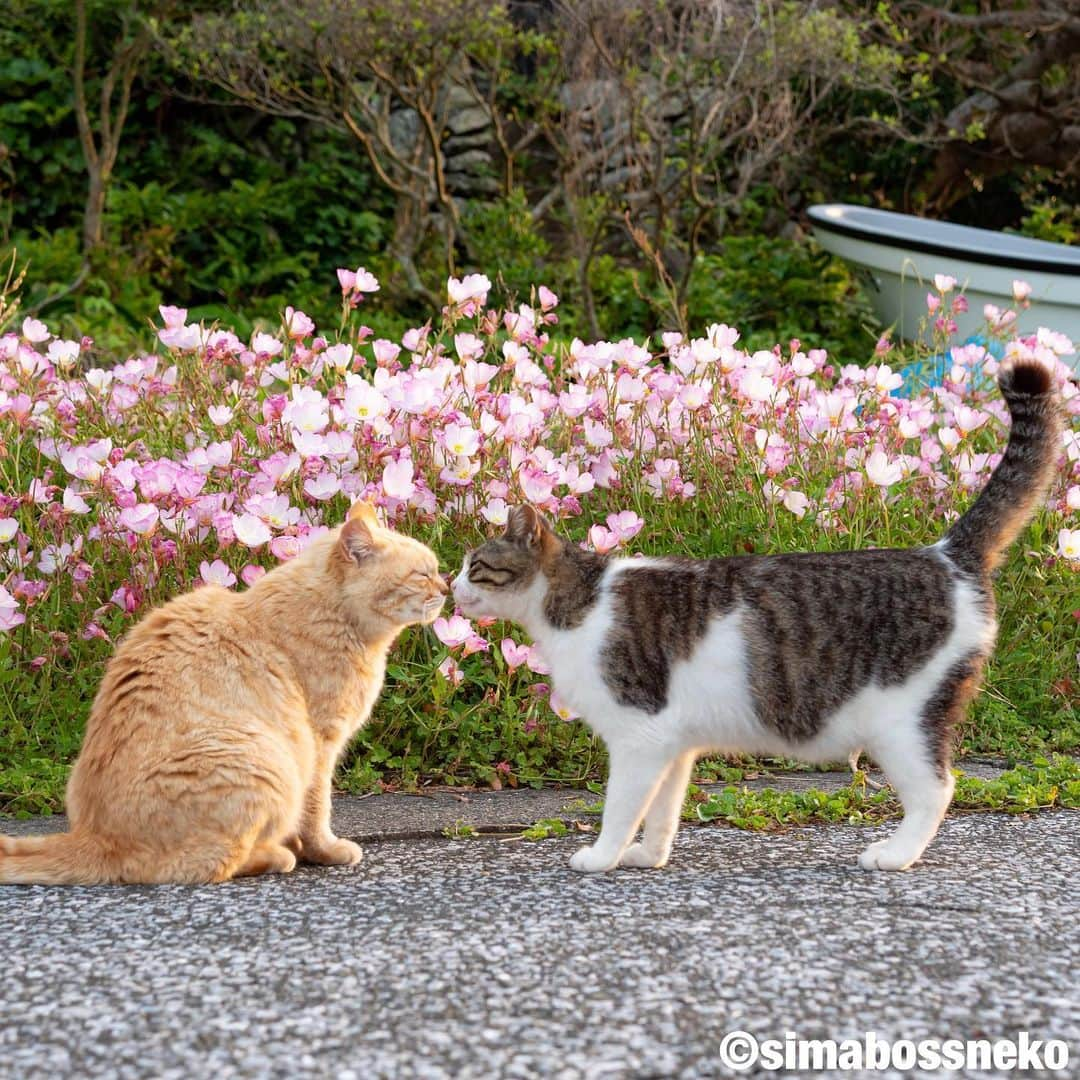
[2,787,1077,1079]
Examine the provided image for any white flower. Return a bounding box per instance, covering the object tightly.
[865,450,903,488]
[251,332,284,356]
[233,513,272,548]
[47,339,80,369]
[1059,529,1080,562]
[304,473,342,501]
[382,458,415,501]
[443,422,480,458]
[447,273,491,307]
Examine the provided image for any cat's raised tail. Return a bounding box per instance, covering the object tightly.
[0,830,110,885]
[945,357,1062,575]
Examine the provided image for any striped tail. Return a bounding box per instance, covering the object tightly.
[945,358,1062,575]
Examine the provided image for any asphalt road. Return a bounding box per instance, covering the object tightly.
[2,805,1077,1079]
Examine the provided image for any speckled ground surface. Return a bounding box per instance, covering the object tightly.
[2,808,1077,1079]
[1,759,1016,843]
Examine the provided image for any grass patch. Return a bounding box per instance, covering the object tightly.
[689,757,1079,832]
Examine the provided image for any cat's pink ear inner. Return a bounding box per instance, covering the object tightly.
[505,504,543,547]
[340,516,375,563]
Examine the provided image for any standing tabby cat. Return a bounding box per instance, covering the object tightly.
[452,357,1062,872]
[0,502,447,885]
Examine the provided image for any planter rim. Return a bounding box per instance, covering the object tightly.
[808,204,1080,277]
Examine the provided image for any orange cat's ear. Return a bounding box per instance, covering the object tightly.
[504,504,544,547]
[340,516,375,564]
[348,499,380,529]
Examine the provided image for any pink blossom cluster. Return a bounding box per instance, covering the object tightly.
[1,272,1078,711]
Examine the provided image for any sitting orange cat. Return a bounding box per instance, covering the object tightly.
[0,502,446,885]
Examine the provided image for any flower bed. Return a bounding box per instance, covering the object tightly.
[1,272,1078,813]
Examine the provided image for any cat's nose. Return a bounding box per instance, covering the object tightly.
[438,576,450,595]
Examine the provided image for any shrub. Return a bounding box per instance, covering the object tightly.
[0,271,1077,813]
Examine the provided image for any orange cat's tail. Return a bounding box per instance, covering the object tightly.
[0,830,112,885]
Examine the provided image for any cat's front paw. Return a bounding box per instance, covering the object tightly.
[858,840,914,872]
[569,845,618,874]
[303,837,363,867]
[619,842,666,869]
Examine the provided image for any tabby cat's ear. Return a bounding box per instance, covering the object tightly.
[340,516,376,564]
[504,504,544,547]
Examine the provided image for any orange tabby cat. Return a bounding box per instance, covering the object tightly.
[0,501,446,885]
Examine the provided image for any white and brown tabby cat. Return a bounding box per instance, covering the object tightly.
[0,501,446,885]
[453,356,1063,873]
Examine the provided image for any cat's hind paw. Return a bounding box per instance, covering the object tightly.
[618,843,667,869]
[569,845,618,874]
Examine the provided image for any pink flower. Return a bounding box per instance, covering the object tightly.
[588,525,619,554]
[953,406,988,437]
[159,305,188,328]
[447,273,491,316]
[454,332,484,363]
[21,317,50,343]
[382,457,415,501]
[269,535,303,560]
[538,286,558,311]
[284,306,315,339]
[548,688,579,721]
[437,656,464,686]
[338,267,380,298]
[0,518,18,542]
[372,339,401,366]
[1012,280,1032,303]
[208,405,233,426]
[462,633,490,657]
[925,293,941,315]
[606,510,644,543]
[525,644,551,675]
[200,559,238,588]
[433,614,473,648]
[0,585,25,632]
[500,638,530,670]
[519,469,555,505]
[933,274,957,294]
[354,268,380,293]
[120,504,159,536]
[159,324,202,351]
[241,565,266,587]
